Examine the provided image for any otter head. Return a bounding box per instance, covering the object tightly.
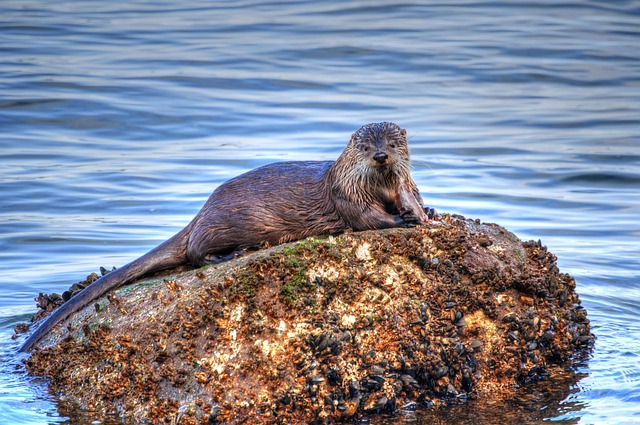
[348,121,411,176]
[331,122,413,203]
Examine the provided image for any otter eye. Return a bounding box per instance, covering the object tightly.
[389,143,396,149]
[362,145,370,152]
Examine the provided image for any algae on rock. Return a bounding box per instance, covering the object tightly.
[24,215,593,424]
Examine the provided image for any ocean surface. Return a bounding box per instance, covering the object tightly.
[1,0,639,423]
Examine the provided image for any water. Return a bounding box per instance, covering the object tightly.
[1,0,639,423]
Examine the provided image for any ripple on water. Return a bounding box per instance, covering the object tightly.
[0,314,64,425]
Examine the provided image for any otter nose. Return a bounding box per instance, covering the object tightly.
[373,151,388,163]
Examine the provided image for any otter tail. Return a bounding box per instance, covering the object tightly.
[19,226,191,352]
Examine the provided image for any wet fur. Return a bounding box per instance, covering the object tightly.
[20,122,427,352]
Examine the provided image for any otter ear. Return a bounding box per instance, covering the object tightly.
[400,128,407,138]
[349,133,358,144]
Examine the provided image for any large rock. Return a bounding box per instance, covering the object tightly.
[24,215,593,424]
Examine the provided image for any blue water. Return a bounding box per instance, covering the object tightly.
[1,0,639,423]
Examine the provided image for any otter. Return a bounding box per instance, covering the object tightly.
[19,122,434,352]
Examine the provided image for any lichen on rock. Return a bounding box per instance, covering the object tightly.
[23,215,593,424]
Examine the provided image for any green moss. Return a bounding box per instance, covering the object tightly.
[86,320,111,331]
[229,269,262,300]
[287,256,301,268]
[298,237,325,252]
[513,247,525,263]
[280,258,318,307]
[282,283,296,304]
[116,278,162,296]
[282,245,298,256]
[292,268,307,285]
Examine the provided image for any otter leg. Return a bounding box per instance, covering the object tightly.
[356,207,399,229]
[395,179,428,224]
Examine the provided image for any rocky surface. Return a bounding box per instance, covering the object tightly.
[23,215,593,424]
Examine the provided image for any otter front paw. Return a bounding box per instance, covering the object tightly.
[423,206,440,220]
[396,208,421,227]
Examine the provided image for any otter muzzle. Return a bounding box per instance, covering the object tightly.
[373,152,388,164]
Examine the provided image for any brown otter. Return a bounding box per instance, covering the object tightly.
[19,121,434,352]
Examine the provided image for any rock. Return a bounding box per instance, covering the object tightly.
[23,215,593,424]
